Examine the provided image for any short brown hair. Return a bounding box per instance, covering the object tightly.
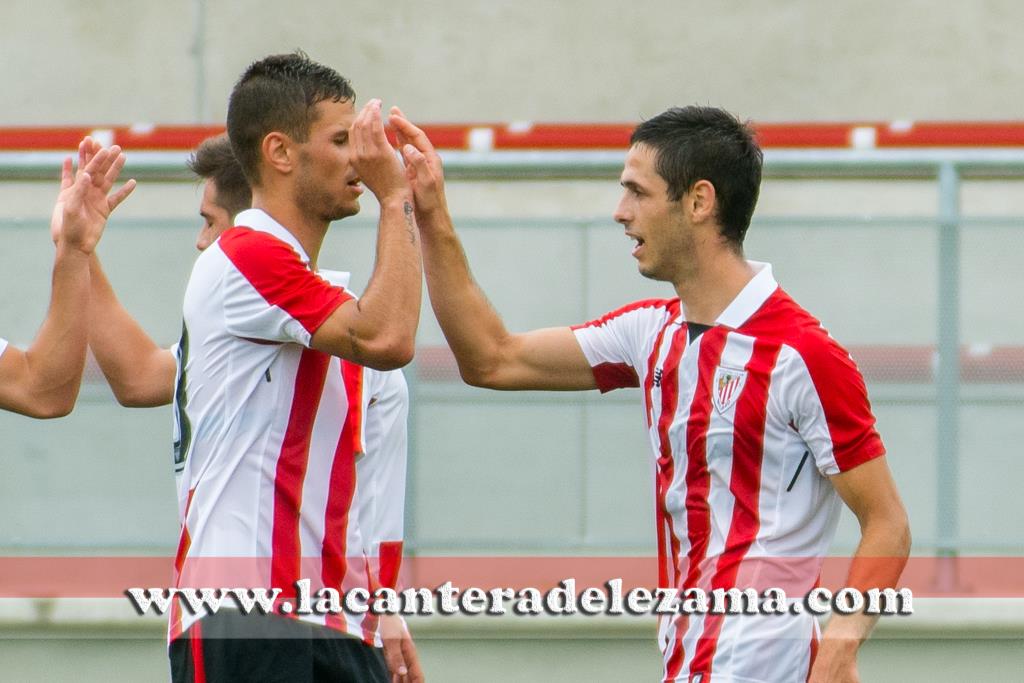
[186,134,251,217]
[227,51,355,186]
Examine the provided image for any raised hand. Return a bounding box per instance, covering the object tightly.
[55,138,136,254]
[349,99,409,202]
[388,107,447,217]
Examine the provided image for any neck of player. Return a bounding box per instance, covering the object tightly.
[251,192,328,269]
[673,247,755,327]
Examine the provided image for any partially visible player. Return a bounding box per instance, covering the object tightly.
[189,134,252,252]
[392,105,910,683]
[1,138,134,418]
[169,52,422,683]
[72,133,418,680]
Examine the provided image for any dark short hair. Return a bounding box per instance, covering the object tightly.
[186,134,251,217]
[631,106,763,250]
[227,51,355,186]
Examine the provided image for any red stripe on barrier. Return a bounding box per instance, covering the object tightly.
[8,122,1024,151]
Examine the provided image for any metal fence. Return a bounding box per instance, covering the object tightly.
[1,149,1022,558]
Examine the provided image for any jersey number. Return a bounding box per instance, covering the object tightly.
[173,321,192,471]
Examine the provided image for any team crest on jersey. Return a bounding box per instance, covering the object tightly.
[712,366,747,414]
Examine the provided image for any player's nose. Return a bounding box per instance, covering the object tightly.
[613,197,631,225]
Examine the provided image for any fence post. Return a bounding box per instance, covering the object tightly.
[935,161,961,569]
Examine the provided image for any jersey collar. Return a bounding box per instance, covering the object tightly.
[233,208,312,265]
[714,261,778,329]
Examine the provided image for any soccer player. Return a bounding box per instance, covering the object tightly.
[391,106,911,682]
[168,53,422,683]
[73,131,419,676]
[0,139,133,418]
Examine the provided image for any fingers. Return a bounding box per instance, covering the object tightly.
[382,638,409,681]
[401,635,424,683]
[103,150,128,188]
[351,98,380,159]
[60,156,73,190]
[81,147,112,185]
[388,110,435,156]
[77,137,89,173]
[107,178,137,213]
[399,144,433,186]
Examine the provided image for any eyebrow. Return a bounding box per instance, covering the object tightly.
[621,179,644,193]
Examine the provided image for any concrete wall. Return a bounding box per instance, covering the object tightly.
[2,0,1024,125]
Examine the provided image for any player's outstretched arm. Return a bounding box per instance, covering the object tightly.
[388,109,595,391]
[49,139,168,407]
[310,100,421,371]
[0,140,136,417]
[809,456,910,683]
[88,256,176,407]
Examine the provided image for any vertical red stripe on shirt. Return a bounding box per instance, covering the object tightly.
[190,618,207,683]
[170,487,197,642]
[341,361,365,455]
[271,349,331,598]
[653,324,688,591]
[322,361,361,633]
[664,328,728,682]
[377,540,404,591]
[688,340,781,678]
[644,302,681,428]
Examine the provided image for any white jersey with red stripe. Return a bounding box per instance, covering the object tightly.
[170,208,407,645]
[572,262,885,683]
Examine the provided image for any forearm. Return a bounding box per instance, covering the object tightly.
[346,195,422,365]
[88,255,174,406]
[822,515,910,644]
[21,244,92,414]
[418,208,514,384]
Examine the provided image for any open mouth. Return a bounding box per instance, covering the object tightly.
[627,233,645,256]
[347,178,363,193]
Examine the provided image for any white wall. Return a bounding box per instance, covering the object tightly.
[2,0,1024,125]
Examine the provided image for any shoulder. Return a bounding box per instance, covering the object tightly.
[217,227,303,269]
[741,289,862,383]
[572,298,679,331]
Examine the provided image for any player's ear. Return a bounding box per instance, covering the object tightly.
[688,179,717,223]
[261,132,294,177]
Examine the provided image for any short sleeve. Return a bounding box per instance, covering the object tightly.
[571,299,676,393]
[780,337,886,476]
[217,227,352,346]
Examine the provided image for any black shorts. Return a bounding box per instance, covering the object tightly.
[168,610,388,683]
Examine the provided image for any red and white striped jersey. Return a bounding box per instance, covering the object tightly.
[572,262,885,683]
[169,208,407,645]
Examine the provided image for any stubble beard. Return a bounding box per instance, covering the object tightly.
[295,167,360,224]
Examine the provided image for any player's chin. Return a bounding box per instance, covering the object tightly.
[637,261,666,282]
[329,201,360,221]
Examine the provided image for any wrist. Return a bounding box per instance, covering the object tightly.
[377,191,415,210]
[55,240,93,260]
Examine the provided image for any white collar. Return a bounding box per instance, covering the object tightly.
[675,261,778,329]
[233,208,312,265]
[714,261,778,328]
